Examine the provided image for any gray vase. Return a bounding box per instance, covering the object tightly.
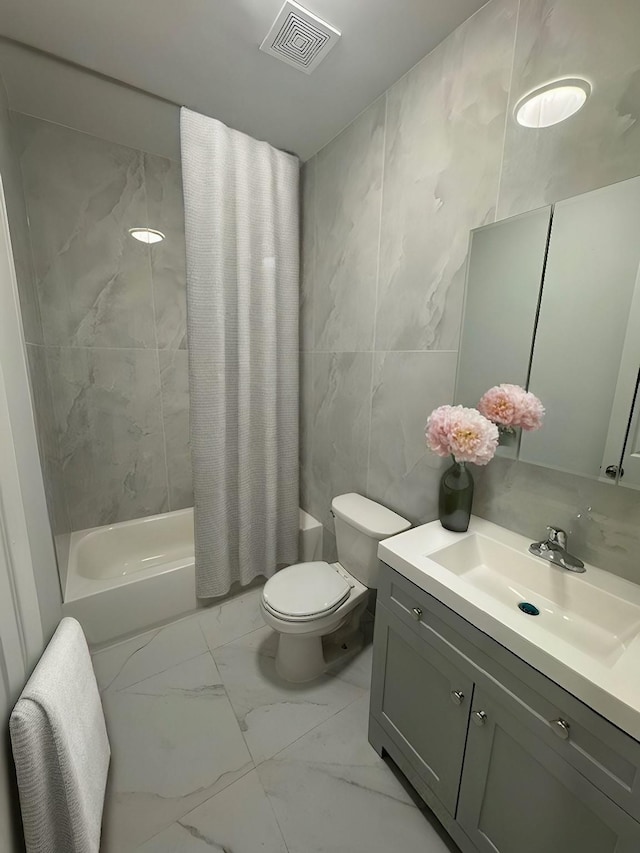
[438,460,474,532]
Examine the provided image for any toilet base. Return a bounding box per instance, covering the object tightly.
[323,626,364,666]
[273,599,368,683]
[275,633,326,683]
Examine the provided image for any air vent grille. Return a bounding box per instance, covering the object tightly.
[260,1,341,74]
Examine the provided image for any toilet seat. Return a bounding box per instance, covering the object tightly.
[262,562,351,622]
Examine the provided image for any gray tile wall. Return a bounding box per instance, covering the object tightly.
[15,114,192,534]
[300,0,640,581]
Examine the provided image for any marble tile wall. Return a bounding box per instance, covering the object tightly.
[14,114,192,537]
[300,0,640,581]
[497,0,640,219]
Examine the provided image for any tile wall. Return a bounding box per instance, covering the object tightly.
[14,114,191,541]
[300,0,640,581]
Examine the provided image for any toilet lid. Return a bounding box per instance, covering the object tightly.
[263,562,351,618]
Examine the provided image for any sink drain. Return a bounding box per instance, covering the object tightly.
[518,602,540,616]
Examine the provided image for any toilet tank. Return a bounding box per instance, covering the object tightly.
[331,494,411,588]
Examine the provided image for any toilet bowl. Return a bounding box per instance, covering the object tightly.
[261,494,410,682]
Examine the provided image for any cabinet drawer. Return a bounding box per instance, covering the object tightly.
[492,664,640,821]
[378,563,640,820]
[379,563,460,653]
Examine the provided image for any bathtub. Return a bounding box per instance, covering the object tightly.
[62,507,323,646]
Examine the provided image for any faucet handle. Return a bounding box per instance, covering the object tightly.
[546,526,567,548]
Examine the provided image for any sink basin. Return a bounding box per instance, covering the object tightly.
[428,533,640,665]
[377,516,640,741]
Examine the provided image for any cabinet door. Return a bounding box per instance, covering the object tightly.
[370,603,474,816]
[458,687,640,853]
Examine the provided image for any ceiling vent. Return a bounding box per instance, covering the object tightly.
[259,1,341,74]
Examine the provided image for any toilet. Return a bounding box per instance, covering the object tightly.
[261,493,411,682]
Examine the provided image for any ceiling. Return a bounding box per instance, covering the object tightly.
[0,0,487,160]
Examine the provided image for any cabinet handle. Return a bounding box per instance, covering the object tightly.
[451,690,465,706]
[472,710,487,726]
[411,607,423,621]
[550,718,570,740]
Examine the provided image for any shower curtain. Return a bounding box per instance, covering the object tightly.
[181,107,299,599]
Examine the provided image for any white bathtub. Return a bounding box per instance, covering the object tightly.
[62,507,323,646]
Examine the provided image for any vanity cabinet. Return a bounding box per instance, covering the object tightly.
[369,565,640,853]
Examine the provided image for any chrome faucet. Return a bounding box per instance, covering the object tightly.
[529,526,585,573]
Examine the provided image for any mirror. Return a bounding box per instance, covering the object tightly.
[457,174,640,487]
[456,206,552,459]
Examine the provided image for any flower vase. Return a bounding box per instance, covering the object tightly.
[498,426,518,448]
[439,460,474,533]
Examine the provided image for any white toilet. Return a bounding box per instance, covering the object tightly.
[260,493,411,682]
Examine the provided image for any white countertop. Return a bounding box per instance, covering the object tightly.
[378,516,640,741]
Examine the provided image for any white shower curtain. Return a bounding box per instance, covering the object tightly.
[181,107,299,599]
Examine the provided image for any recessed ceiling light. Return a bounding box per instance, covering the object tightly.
[515,78,591,128]
[128,227,165,244]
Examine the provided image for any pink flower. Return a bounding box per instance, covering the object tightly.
[425,405,499,466]
[478,384,544,431]
[517,391,545,431]
[477,385,517,427]
[425,405,457,457]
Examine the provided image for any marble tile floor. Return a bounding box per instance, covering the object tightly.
[93,586,459,852]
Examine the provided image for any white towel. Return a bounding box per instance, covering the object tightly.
[10,617,110,853]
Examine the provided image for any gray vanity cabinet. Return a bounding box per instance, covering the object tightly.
[369,564,640,853]
[457,686,638,853]
[369,604,473,815]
